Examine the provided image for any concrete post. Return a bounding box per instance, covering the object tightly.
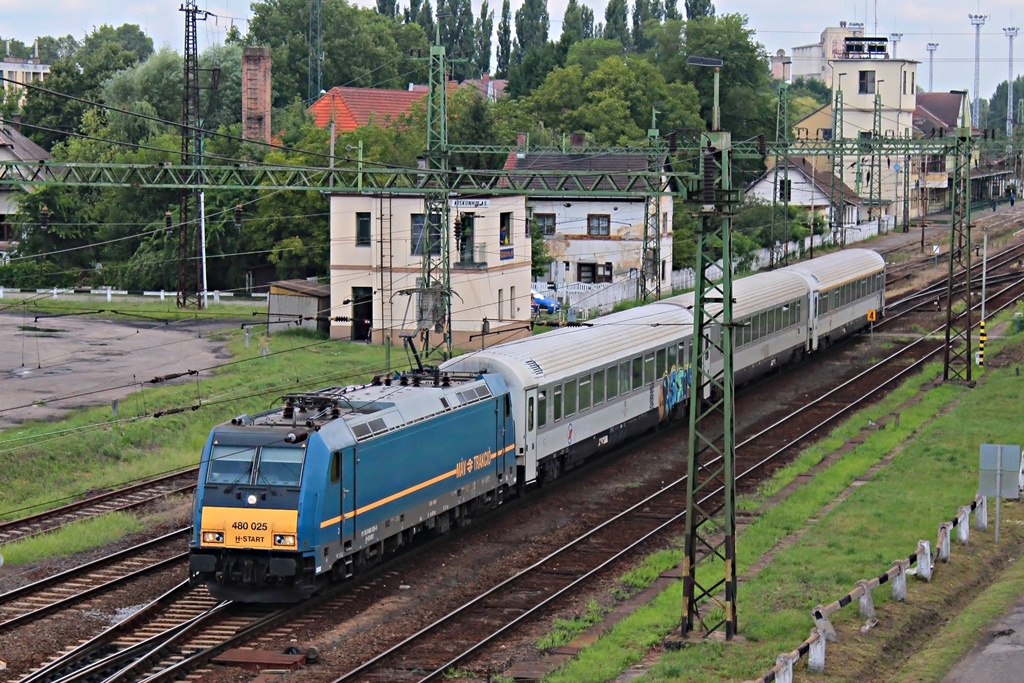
[160,290,166,302]
[0,286,4,298]
[975,496,988,530]
[52,287,57,299]
[106,286,112,302]
[214,290,221,304]
[856,580,876,618]
[808,629,827,673]
[891,562,907,601]
[812,606,838,641]
[917,541,933,581]
[957,507,971,543]
[938,523,951,562]
[775,653,795,683]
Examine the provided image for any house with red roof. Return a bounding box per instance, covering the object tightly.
[307,86,426,132]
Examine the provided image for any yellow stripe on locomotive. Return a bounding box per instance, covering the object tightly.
[199,506,298,549]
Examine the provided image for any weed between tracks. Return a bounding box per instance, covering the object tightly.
[543,312,1024,682]
[1,512,144,565]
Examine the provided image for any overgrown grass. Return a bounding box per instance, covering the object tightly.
[0,512,145,565]
[544,335,1024,682]
[536,600,607,651]
[0,328,393,520]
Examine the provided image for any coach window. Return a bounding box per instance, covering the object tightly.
[593,369,605,405]
[643,354,655,384]
[758,312,767,339]
[667,344,677,368]
[579,375,591,411]
[656,348,666,378]
[620,361,631,393]
[553,384,563,421]
[564,379,578,417]
[632,357,644,390]
[537,390,547,428]
[607,365,618,399]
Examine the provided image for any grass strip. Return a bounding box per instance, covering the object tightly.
[1,512,145,565]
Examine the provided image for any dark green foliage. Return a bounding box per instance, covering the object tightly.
[474,0,494,76]
[561,0,595,43]
[684,0,715,19]
[512,0,549,67]
[632,0,661,53]
[495,0,512,77]
[376,0,398,18]
[507,41,568,100]
[602,0,630,48]
[531,219,553,278]
[786,76,832,108]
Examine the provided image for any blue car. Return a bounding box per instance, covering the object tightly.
[531,290,560,314]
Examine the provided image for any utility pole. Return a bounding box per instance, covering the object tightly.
[1006,27,1019,138]
[970,14,988,125]
[307,0,323,103]
[871,87,883,229]
[683,56,739,642]
[640,104,664,301]
[945,97,974,382]
[770,83,789,268]
[178,0,210,309]
[927,43,939,92]
[830,75,846,246]
[417,15,453,358]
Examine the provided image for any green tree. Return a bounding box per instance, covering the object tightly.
[512,0,549,66]
[495,0,512,77]
[602,0,629,48]
[664,0,680,21]
[507,41,567,100]
[474,0,494,76]
[565,38,624,75]
[632,0,660,53]
[376,0,398,18]
[561,0,595,43]
[530,220,553,277]
[34,34,79,63]
[684,0,714,19]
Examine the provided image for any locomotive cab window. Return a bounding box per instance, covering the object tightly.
[330,451,340,484]
[208,445,257,485]
[256,446,305,487]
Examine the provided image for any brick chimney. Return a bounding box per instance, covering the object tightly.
[242,46,272,143]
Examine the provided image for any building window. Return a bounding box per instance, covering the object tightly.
[499,212,512,246]
[821,128,833,140]
[587,214,610,236]
[778,178,792,202]
[902,70,907,95]
[509,286,516,319]
[535,213,556,236]
[498,288,504,321]
[578,263,596,283]
[356,212,371,246]
[911,72,915,92]
[411,213,441,255]
[597,262,613,283]
[858,70,875,95]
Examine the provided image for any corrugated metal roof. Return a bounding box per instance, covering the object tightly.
[779,248,884,289]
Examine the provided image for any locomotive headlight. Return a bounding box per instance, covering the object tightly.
[202,531,224,543]
[274,534,296,546]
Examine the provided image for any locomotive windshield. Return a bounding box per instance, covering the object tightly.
[206,444,304,487]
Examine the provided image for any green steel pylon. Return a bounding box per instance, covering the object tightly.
[829,88,845,246]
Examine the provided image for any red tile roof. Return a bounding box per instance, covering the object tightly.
[307,87,426,131]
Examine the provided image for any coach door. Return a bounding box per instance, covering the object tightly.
[523,387,538,482]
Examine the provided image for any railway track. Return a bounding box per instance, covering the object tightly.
[0,470,197,546]
[0,528,188,634]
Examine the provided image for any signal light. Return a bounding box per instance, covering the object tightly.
[165,211,173,235]
[39,205,49,229]
[234,204,243,231]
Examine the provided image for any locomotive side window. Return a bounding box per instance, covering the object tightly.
[632,357,643,390]
[538,390,547,428]
[528,396,535,431]
[208,445,257,485]
[330,451,340,484]
[579,375,591,411]
[593,369,605,405]
[553,384,563,421]
[564,379,578,417]
[607,365,618,399]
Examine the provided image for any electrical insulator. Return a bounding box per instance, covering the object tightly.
[165,211,173,235]
[454,214,464,252]
[39,205,49,229]
[668,130,678,155]
[757,132,766,158]
[702,147,717,207]
[234,204,243,231]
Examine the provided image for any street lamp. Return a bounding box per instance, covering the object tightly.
[687,55,724,131]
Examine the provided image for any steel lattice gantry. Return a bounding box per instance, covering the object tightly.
[179,0,204,309]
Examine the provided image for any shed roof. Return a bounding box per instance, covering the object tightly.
[0,121,51,163]
[307,86,425,131]
[269,279,330,298]
[502,151,667,195]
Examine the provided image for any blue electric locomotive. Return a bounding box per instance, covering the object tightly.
[189,371,516,602]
